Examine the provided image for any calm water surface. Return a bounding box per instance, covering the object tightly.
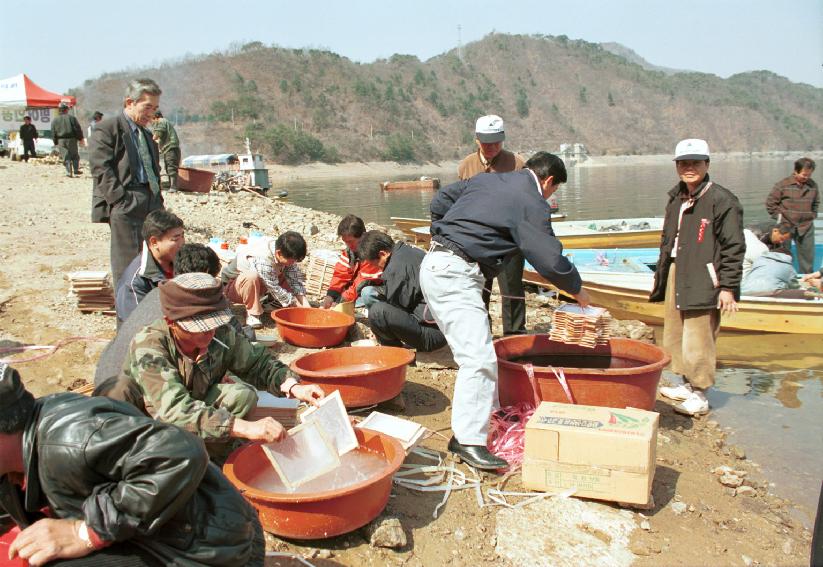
[273,159,797,227]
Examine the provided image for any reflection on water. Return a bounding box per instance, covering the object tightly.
[655,328,823,522]
[276,159,798,228]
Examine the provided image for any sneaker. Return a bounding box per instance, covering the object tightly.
[674,391,710,416]
[246,314,263,329]
[659,382,693,402]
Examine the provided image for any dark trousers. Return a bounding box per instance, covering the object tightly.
[794,227,816,274]
[22,139,36,161]
[162,147,181,190]
[57,138,80,175]
[481,251,526,335]
[109,186,163,286]
[368,301,447,352]
[48,543,161,566]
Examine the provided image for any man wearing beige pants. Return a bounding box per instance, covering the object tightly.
[649,139,744,416]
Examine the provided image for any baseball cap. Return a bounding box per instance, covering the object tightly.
[674,139,710,161]
[475,115,505,143]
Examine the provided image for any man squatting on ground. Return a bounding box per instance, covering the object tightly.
[652,139,744,417]
[115,209,185,323]
[322,214,383,310]
[0,363,266,566]
[90,78,166,288]
[106,272,323,446]
[357,230,447,352]
[223,231,310,329]
[458,114,528,336]
[420,151,589,470]
[765,157,818,274]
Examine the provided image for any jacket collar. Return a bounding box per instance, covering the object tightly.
[139,241,166,282]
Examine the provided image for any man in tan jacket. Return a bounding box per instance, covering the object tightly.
[457,115,527,335]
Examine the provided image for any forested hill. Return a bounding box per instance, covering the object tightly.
[72,33,823,164]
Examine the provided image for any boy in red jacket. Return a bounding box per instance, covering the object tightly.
[322,215,383,309]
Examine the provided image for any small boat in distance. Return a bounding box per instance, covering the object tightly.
[380,177,440,191]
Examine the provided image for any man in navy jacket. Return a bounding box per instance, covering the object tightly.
[421,152,590,469]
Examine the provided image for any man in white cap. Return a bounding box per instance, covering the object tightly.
[457,115,528,336]
[650,139,745,416]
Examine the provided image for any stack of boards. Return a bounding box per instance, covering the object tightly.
[67,271,115,315]
[549,304,613,348]
[247,391,299,428]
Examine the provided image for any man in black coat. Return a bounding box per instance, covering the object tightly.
[651,139,744,417]
[0,363,263,566]
[18,116,38,162]
[90,78,165,287]
[421,152,589,469]
[357,230,446,352]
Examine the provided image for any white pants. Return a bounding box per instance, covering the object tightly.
[419,248,499,445]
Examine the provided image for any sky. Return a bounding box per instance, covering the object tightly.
[2,0,822,93]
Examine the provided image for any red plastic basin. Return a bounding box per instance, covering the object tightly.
[495,336,670,410]
[177,167,214,193]
[223,428,405,539]
[290,346,414,407]
[272,307,354,348]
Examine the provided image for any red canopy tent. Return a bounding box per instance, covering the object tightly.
[0,73,76,108]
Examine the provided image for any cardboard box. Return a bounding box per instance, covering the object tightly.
[522,402,658,506]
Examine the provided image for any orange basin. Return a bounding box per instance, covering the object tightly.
[272,307,354,348]
[223,428,405,539]
[290,346,414,407]
[495,336,670,410]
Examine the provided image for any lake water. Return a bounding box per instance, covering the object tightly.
[273,158,802,228]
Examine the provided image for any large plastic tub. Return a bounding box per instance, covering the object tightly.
[494,336,670,410]
[290,346,414,407]
[223,428,404,539]
[272,307,354,348]
[177,167,215,193]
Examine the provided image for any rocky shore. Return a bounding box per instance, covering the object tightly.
[0,158,813,566]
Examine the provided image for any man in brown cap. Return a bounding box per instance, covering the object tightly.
[117,272,324,444]
[0,363,264,565]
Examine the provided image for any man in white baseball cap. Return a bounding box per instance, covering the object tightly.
[457,115,528,336]
[650,138,745,416]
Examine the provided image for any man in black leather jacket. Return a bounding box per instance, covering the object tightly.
[0,363,263,566]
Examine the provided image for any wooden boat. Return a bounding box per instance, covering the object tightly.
[380,178,440,191]
[522,268,823,334]
[394,216,659,249]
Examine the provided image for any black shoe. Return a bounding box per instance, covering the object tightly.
[447,437,508,470]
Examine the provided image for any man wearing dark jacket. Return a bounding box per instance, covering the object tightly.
[0,363,264,566]
[90,78,165,287]
[115,209,185,323]
[18,116,38,162]
[421,152,589,469]
[51,102,85,176]
[651,139,744,417]
[357,230,446,352]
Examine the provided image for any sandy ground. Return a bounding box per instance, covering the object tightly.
[0,158,814,566]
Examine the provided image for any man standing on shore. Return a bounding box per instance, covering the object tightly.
[51,102,85,176]
[151,110,181,193]
[457,115,528,336]
[766,157,818,273]
[651,139,744,417]
[422,151,588,469]
[90,78,165,286]
[18,116,38,162]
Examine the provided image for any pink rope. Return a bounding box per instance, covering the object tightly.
[0,336,109,364]
[487,402,536,469]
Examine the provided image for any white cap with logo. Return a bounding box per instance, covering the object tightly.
[475,115,505,143]
[674,139,710,161]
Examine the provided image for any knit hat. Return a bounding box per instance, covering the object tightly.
[159,273,232,332]
[0,363,35,433]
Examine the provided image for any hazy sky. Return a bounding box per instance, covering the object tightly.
[3,0,822,93]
